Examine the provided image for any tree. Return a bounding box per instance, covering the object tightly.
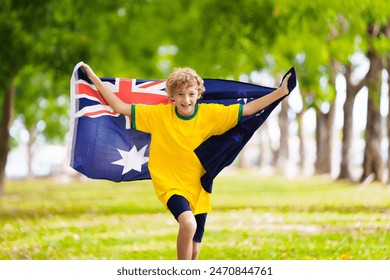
[359,2,390,182]
[387,56,390,185]
[0,70,16,196]
[0,0,46,195]
[279,0,390,181]
[361,24,386,182]
[329,1,390,182]
[14,67,69,178]
[0,0,97,194]
[338,61,366,180]
[270,0,345,176]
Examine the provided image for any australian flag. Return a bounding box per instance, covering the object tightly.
[68,62,296,192]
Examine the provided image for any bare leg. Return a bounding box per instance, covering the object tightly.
[192,241,201,260]
[177,211,197,260]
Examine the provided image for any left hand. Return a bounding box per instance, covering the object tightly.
[280,73,291,96]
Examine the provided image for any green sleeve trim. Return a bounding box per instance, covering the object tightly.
[238,103,243,121]
[131,104,136,129]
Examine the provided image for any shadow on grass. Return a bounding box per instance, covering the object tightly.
[0,206,164,221]
[214,204,390,214]
[1,204,389,221]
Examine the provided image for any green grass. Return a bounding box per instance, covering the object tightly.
[1,171,390,260]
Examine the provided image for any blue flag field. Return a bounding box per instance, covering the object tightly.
[68,62,296,193]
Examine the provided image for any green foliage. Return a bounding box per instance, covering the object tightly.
[1,173,389,260]
[171,0,280,77]
[3,0,390,145]
[3,0,93,145]
[15,66,70,142]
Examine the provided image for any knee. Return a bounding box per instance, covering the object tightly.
[178,213,197,238]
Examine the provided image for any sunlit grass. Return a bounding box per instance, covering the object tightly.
[1,171,390,260]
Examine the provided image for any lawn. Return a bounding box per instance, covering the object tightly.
[1,171,390,260]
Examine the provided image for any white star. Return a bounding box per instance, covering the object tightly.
[237,97,248,104]
[111,145,149,175]
[237,97,253,104]
[255,109,265,117]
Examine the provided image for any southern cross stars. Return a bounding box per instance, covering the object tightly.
[237,97,253,104]
[111,145,149,175]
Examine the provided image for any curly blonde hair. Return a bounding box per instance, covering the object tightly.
[165,67,206,98]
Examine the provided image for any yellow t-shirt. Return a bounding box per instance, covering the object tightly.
[131,103,243,214]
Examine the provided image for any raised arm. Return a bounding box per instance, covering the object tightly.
[242,73,291,117]
[81,63,132,116]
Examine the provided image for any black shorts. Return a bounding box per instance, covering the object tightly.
[167,195,207,243]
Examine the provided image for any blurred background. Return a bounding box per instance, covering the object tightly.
[1,0,390,195]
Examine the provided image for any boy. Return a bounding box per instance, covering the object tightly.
[81,63,291,260]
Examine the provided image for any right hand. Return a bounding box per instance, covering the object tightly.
[81,62,95,78]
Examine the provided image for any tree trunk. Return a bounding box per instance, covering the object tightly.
[275,98,289,173]
[0,70,17,196]
[315,101,336,175]
[361,47,383,182]
[27,126,36,179]
[237,146,250,169]
[258,122,272,167]
[385,24,390,185]
[329,59,340,178]
[387,59,390,185]
[328,101,337,175]
[338,63,366,181]
[387,63,390,185]
[296,110,306,172]
[338,82,356,180]
[315,109,328,174]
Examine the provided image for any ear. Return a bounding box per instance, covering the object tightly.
[170,95,175,103]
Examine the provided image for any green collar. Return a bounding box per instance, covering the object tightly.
[175,103,198,120]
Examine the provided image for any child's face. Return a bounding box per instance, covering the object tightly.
[172,85,201,117]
